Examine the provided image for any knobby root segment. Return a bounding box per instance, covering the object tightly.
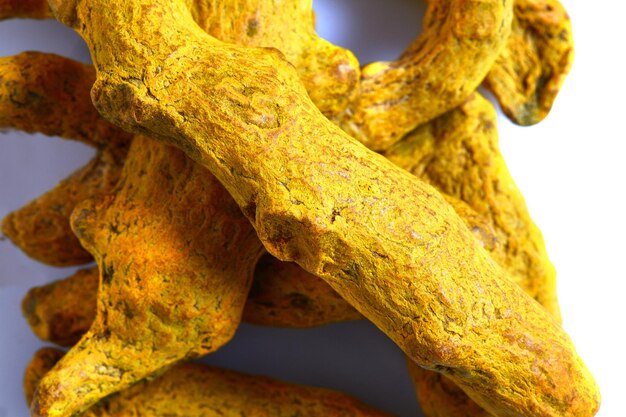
[185,0,360,118]
[26,348,394,417]
[20,201,498,346]
[22,268,98,347]
[484,0,574,125]
[36,1,600,417]
[32,135,264,417]
[385,93,562,416]
[22,257,360,348]
[1,142,128,265]
[19,197,501,347]
[0,53,129,147]
[29,2,362,413]
[28,2,361,413]
[0,52,132,266]
[384,92,560,321]
[0,0,51,20]
[332,0,514,151]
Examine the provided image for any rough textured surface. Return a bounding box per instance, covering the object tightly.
[440,196,500,256]
[36,1,600,417]
[22,267,99,347]
[0,53,128,147]
[384,93,560,320]
[26,348,394,417]
[25,4,362,413]
[20,131,514,415]
[0,0,51,19]
[188,0,513,152]
[484,0,574,125]
[2,142,128,265]
[186,0,360,118]
[0,52,132,266]
[332,0,513,150]
[22,256,359,346]
[29,3,365,414]
[33,135,264,417]
[20,201,497,343]
[387,94,562,417]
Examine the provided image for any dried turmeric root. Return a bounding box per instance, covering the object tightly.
[484,0,574,125]
[32,135,264,417]
[27,2,364,412]
[22,258,359,347]
[333,0,513,150]
[24,349,64,407]
[21,196,499,343]
[0,0,51,20]
[189,0,513,152]
[385,93,563,416]
[245,197,501,329]
[25,347,394,417]
[22,267,99,347]
[185,0,360,118]
[384,92,560,320]
[1,0,354,267]
[0,52,127,147]
[36,1,599,417]
[0,52,131,266]
[19,101,516,415]
[1,142,128,266]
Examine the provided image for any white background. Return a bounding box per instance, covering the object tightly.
[1,1,624,416]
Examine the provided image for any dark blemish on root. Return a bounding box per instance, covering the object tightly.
[247,18,259,37]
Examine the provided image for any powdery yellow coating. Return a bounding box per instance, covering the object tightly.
[5,0,355,266]
[25,348,394,417]
[0,53,129,148]
[333,0,514,151]
[243,196,502,330]
[2,143,128,265]
[6,61,503,336]
[0,52,132,266]
[20,198,498,339]
[30,3,364,413]
[23,7,357,412]
[0,0,51,19]
[384,92,560,321]
[441,196,500,255]
[406,182,506,417]
[484,0,574,125]
[40,1,600,417]
[188,0,512,151]
[33,135,264,417]
[21,258,358,344]
[385,94,563,417]
[186,0,360,117]
[244,199,501,329]
[23,267,99,346]
[7,1,476,328]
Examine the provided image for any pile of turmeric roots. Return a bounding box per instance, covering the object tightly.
[1,0,601,416]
